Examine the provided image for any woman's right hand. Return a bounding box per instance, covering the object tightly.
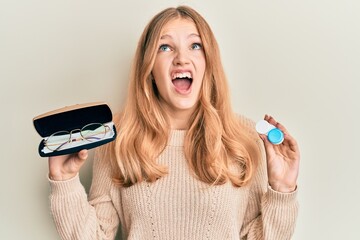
[48,149,88,181]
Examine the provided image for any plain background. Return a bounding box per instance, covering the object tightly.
[1,0,359,239]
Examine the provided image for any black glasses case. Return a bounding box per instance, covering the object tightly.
[33,102,117,157]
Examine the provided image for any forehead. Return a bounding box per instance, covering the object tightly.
[160,18,199,37]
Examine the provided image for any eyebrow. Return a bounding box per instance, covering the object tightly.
[160,33,201,40]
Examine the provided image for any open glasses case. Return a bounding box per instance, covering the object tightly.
[33,102,117,157]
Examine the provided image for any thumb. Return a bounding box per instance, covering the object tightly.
[78,149,88,161]
[63,149,88,176]
[259,134,275,156]
[73,149,88,167]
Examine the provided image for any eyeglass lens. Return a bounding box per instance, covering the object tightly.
[45,123,108,152]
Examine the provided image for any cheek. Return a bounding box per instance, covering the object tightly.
[151,66,160,80]
[153,59,170,80]
[154,77,170,98]
[195,56,206,73]
[196,61,206,83]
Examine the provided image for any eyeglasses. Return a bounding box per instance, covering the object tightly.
[44,123,111,152]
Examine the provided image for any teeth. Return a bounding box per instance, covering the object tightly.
[172,72,192,79]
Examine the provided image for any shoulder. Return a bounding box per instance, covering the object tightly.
[235,114,255,127]
[234,114,260,141]
[234,113,266,166]
[112,111,122,127]
[235,115,268,187]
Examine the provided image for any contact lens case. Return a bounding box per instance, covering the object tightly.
[255,119,284,145]
[33,102,117,157]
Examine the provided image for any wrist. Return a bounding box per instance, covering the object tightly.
[49,172,77,181]
[269,182,297,193]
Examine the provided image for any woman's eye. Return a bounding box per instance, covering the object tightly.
[191,43,202,50]
[159,44,171,52]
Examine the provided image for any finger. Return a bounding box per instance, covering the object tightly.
[268,118,299,153]
[265,115,289,135]
[49,154,70,162]
[267,116,297,149]
[259,133,275,156]
[63,150,88,175]
[283,133,300,154]
[264,114,271,123]
[48,154,72,170]
[71,149,88,168]
[78,149,88,161]
[264,115,278,127]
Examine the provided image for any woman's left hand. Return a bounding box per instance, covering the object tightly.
[259,115,300,193]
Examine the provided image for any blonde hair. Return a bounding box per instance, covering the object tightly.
[109,6,260,187]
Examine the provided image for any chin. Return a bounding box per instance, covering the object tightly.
[174,100,197,112]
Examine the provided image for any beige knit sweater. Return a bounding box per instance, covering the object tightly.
[49,119,298,240]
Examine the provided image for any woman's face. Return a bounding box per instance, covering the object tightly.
[152,17,206,120]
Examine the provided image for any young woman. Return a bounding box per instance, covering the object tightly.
[48,6,300,240]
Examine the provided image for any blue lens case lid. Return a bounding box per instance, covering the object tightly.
[267,128,284,145]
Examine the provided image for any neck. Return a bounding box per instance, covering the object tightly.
[166,109,194,130]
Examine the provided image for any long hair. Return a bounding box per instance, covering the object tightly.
[109,6,260,187]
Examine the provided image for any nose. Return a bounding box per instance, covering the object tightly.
[173,48,190,66]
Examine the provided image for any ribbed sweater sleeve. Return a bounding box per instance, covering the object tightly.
[239,118,299,240]
[49,149,119,240]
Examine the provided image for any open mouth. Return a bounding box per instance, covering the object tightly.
[171,72,193,94]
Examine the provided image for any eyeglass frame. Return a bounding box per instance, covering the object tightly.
[43,122,111,152]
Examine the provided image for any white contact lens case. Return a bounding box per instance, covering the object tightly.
[256,119,284,145]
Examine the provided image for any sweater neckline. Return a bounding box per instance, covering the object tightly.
[168,129,187,147]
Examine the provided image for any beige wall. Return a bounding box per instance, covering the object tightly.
[1,0,359,239]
